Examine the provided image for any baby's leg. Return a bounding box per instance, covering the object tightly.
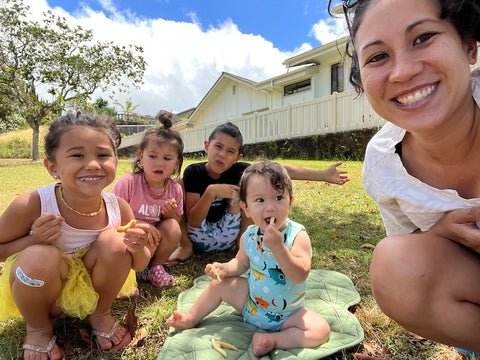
[370,233,480,351]
[84,229,132,349]
[251,307,330,357]
[152,218,181,266]
[11,245,68,358]
[167,276,248,330]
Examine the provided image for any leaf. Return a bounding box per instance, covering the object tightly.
[126,309,138,334]
[128,327,148,348]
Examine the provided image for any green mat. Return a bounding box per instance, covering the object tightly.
[158,269,364,360]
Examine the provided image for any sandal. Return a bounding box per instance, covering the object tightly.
[148,264,174,287]
[92,320,131,352]
[23,335,65,359]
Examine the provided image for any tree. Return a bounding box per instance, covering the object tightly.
[114,97,140,115]
[0,0,146,160]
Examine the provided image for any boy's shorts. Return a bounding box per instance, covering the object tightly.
[187,212,241,253]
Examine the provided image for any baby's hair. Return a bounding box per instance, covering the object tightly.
[44,112,121,161]
[208,121,243,153]
[239,161,293,203]
[133,110,184,177]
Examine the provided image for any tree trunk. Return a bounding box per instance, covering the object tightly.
[31,121,40,161]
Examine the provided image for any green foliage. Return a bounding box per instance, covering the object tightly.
[0,0,146,160]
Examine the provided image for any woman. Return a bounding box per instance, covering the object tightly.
[329,0,480,352]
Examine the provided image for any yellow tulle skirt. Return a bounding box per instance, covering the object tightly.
[0,247,137,321]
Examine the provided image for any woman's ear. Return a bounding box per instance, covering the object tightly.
[466,39,478,65]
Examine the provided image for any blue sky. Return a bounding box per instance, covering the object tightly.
[26,0,346,115]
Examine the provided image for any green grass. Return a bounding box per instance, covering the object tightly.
[0,158,460,359]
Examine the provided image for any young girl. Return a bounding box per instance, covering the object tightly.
[0,113,151,359]
[329,0,480,353]
[167,161,330,357]
[112,110,184,287]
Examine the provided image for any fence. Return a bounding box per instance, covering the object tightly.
[180,91,385,153]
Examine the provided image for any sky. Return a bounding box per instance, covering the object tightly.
[23,0,347,116]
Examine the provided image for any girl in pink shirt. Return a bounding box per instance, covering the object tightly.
[112,111,184,287]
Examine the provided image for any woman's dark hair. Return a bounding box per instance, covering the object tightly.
[239,161,293,203]
[329,0,480,94]
[132,110,184,177]
[44,112,121,161]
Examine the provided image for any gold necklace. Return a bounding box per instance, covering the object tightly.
[145,177,167,200]
[58,185,103,217]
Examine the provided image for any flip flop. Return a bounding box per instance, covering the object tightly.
[23,335,65,359]
[92,320,131,352]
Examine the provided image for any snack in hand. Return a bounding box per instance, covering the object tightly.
[270,216,275,225]
[206,263,222,282]
[117,219,137,232]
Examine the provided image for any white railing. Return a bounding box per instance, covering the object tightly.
[181,91,385,153]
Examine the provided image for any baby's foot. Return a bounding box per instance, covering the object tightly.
[166,310,197,330]
[252,332,275,357]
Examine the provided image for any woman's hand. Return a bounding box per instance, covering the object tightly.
[429,207,480,253]
[31,213,64,245]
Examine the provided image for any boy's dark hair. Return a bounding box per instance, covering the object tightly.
[133,110,184,177]
[44,112,121,161]
[208,121,243,153]
[239,161,293,203]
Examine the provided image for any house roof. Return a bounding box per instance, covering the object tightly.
[183,72,258,127]
[282,36,348,69]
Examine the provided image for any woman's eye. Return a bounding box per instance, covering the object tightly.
[414,33,434,45]
[366,52,388,64]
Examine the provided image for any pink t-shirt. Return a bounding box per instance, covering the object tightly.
[112,173,183,225]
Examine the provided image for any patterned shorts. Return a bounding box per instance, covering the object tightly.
[187,212,241,253]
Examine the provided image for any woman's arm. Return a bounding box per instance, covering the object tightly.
[282,162,349,184]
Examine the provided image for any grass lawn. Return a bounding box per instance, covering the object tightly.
[0,158,461,359]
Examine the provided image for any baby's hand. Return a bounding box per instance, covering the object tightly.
[205,262,223,282]
[262,217,283,251]
[31,213,64,245]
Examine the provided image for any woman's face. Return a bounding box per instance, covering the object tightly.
[354,0,477,134]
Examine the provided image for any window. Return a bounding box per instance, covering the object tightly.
[331,63,344,93]
[284,79,311,96]
[232,85,237,95]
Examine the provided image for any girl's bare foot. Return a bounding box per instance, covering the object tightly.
[166,310,197,330]
[252,332,275,357]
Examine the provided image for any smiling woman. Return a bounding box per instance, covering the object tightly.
[329,0,480,354]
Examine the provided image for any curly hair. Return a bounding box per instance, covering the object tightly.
[239,161,293,203]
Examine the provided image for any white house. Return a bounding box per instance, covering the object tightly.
[175,36,385,153]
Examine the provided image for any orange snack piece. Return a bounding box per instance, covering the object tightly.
[117,219,137,232]
[206,264,222,282]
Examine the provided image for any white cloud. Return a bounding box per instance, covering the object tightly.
[310,17,348,45]
[22,0,291,116]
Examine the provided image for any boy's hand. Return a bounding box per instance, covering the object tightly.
[31,213,64,245]
[211,184,239,199]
